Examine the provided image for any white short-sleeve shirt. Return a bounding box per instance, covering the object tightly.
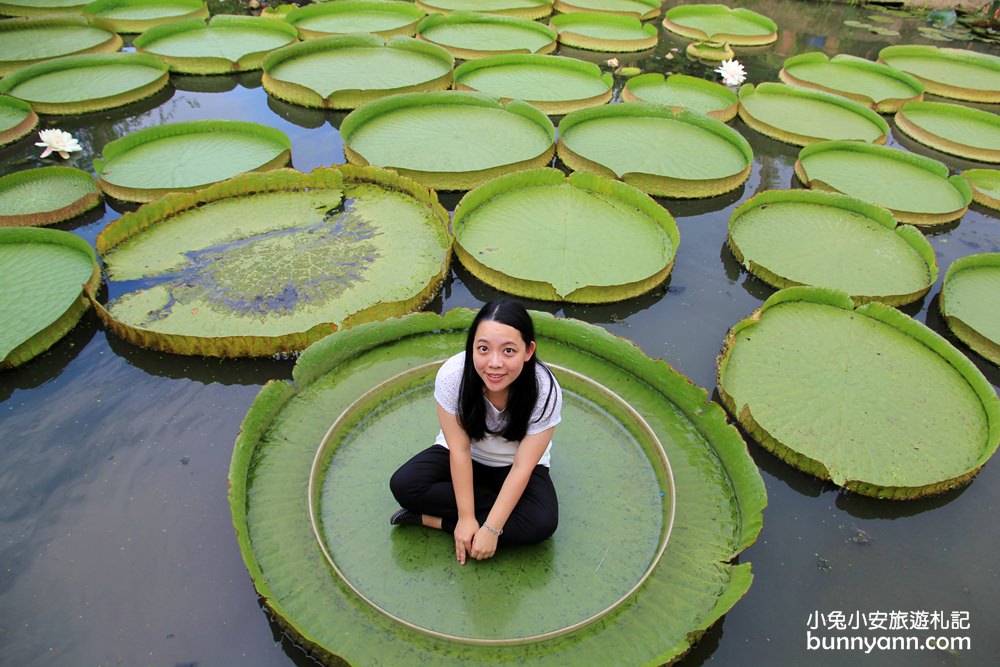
[434,352,562,467]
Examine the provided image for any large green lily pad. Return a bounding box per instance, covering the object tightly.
[452,168,678,301]
[416,11,557,59]
[82,0,208,33]
[286,1,425,39]
[557,102,753,197]
[878,45,1000,104]
[662,4,777,46]
[0,166,100,227]
[622,73,738,122]
[549,12,657,52]
[453,54,612,114]
[0,95,38,147]
[93,119,292,202]
[894,100,1000,164]
[737,82,889,146]
[262,34,453,110]
[962,168,1000,211]
[89,167,452,357]
[718,287,1000,499]
[940,254,1000,365]
[416,0,553,20]
[341,91,556,191]
[0,226,100,369]
[0,15,122,77]
[795,140,972,226]
[778,52,924,113]
[727,189,936,305]
[553,0,660,20]
[0,0,87,17]
[229,309,765,664]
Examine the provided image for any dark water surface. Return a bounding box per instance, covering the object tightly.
[2,1,999,665]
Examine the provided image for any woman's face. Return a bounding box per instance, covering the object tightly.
[472,319,536,398]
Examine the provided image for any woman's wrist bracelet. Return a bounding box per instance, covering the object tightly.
[483,523,503,537]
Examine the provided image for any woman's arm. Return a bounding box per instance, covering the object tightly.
[438,404,479,565]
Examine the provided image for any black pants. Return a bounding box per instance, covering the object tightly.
[389,445,558,545]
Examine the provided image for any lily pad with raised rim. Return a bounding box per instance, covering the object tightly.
[341,91,555,191]
[229,309,766,664]
[262,34,453,110]
[684,40,734,62]
[416,0,553,20]
[89,166,452,357]
[549,12,657,52]
[662,4,777,46]
[0,95,38,147]
[778,52,924,113]
[727,189,936,306]
[132,15,298,74]
[940,253,1000,365]
[93,119,291,202]
[717,287,1000,499]
[452,168,678,301]
[0,166,100,227]
[0,15,122,77]
[285,1,425,39]
[795,140,972,226]
[82,0,208,33]
[622,73,738,121]
[553,0,659,20]
[962,168,1000,210]
[0,226,100,369]
[0,52,169,115]
[737,82,889,146]
[417,12,557,59]
[453,54,612,115]
[878,45,1000,104]
[0,0,86,16]
[894,100,1000,164]
[557,102,753,198]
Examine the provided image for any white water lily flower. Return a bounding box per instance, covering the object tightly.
[605,57,620,68]
[35,129,82,159]
[714,59,747,87]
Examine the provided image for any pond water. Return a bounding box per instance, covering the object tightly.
[2,0,999,665]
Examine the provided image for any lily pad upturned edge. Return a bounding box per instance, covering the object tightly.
[778,52,925,113]
[878,44,1000,104]
[82,0,210,33]
[962,168,1000,211]
[940,253,1000,365]
[0,166,101,227]
[416,11,558,59]
[622,73,738,121]
[549,12,658,52]
[285,0,426,39]
[662,4,778,46]
[553,0,660,21]
[0,95,38,146]
[0,14,124,77]
[894,100,1000,164]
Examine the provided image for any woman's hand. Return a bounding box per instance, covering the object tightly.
[470,527,499,561]
[454,517,479,565]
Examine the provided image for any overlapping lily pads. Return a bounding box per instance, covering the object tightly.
[878,45,1000,103]
[662,4,777,46]
[778,52,924,113]
[940,253,1000,365]
[549,12,657,52]
[718,286,1000,499]
[0,52,169,115]
[82,0,208,33]
[93,120,291,202]
[285,1,425,39]
[557,103,753,197]
[416,12,557,59]
[132,16,298,74]
[89,167,452,357]
[416,0,553,20]
[229,308,765,664]
[452,168,678,301]
[553,0,660,20]
[0,95,37,146]
[962,168,1000,210]
[262,34,453,110]
[727,189,936,305]
[453,54,611,114]
[341,91,555,190]
[622,73,738,121]
[0,166,100,226]
[0,0,87,16]
[894,100,1000,164]
[0,15,122,77]
[0,226,100,369]
[795,141,972,226]
[738,82,889,146]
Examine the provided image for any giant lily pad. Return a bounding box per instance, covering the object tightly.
[557,103,752,198]
[261,34,453,110]
[453,54,612,115]
[452,168,678,301]
[622,73,738,121]
[717,287,1000,499]
[93,119,291,202]
[0,52,169,115]
[341,91,555,191]
[82,0,208,33]
[795,140,972,226]
[0,166,100,227]
[416,12,557,59]
[416,0,553,20]
[894,100,1000,164]
[940,253,1000,365]
[553,0,660,20]
[778,52,924,114]
[285,1,425,39]
[0,15,122,77]
[229,308,765,664]
[0,0,87,16]
[549,12,657,52]
[0,226,100,369]
[132,15,298,74]
[0,95,38,146]
[737,82,889,146]
[662,4,777,46]
[878,45,1000,104]
[89,167,451,357]
[962,168,1000,210]
[727,189,936,306]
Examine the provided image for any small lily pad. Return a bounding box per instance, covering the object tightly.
[878,45,1000,103]
[779,52,924,113]
[895,100,1000,164]
[82,0,208,33]
[684,40,734,62]
[549,12,657,52]
[623,73,738,121]
[0,95,38,147]
[663,4,777,46]
[416,0,553,20]
[940,253,1000,365]
[0,15,122,77]
[0,166,101,227]
[416,11,557,59]
[285,1,425,39]
[962,168,1000,210]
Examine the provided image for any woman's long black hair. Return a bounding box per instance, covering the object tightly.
[457,301,556,442]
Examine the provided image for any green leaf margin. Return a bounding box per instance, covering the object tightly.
[549,12,657,52]
[82,0,209,33]
[662,4,777,46]
[416,11,558,59]
[0,0,87,17]
[0,165,101,227]
[940,252,1000,365]
[553,0,660,21]
[878,44,1000,104]
[622,72,738,121]
[285,0,426,39]
[895,100,1000,164]
[0,14,123,76]
[778,52,924,113]
[416,0,554,21]
[962,168,1000,211]
[0,95,38,147]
